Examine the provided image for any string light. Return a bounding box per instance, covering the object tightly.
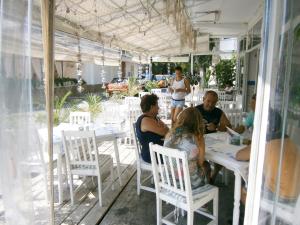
[101,47,106,89]
[117,49,122,81]
[76,34,84,93]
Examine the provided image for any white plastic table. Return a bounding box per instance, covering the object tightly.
[205,132,249,225]
[38,123,126,204]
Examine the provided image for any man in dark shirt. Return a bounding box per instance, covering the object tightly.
[195,90,231,133]
[195,90,232,184]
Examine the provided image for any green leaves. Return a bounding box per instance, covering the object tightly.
[127,77,139,96]
[145,80,159,92]
[215,58,236,88]
[85,93,102,121]
[53,91,72,126]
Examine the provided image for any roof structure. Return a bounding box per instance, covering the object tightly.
[28,0,263,62]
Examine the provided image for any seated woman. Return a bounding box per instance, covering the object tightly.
[164,107,211,190]
[235,93,256,135]
[136,94,169,163]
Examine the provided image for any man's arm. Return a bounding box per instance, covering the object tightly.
[218,112,232,131]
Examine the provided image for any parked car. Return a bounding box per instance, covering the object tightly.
[106,78,128,94]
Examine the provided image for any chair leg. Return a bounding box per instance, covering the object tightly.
[97,175,103,207]
[137,168,141,195]
[111,164,115,190]
[156,198,162,225]
[187,210,194,225]
[213,190,219,225]
[68,174,74,205]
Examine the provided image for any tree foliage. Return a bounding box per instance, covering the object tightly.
[215,58,236,88]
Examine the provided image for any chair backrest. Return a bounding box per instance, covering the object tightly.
[217,91,226,102]
[132,123,142,162]
[139,91,150,98]
[62,130,99,171]
[69,112,91,125]
[218,101,240,110]
[150,88,162,95]
[149,143,193,203]
[224,109,244,127]
[124,97,141,111]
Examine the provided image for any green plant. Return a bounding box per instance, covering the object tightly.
[215,58,236,88]
[185,73,200,86]
[110,92,125,103]
[53,91,72,126]
[193,55,212,75]
[127,77,139,96]
[203,69,212,88]
[145,80,159,92]
[85,93,102,121]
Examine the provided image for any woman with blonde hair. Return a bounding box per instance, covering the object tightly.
[164,107,211,190]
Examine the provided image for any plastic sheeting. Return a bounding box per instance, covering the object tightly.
[0,0,50,224]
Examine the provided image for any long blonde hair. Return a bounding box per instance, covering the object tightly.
[171,107,204,136]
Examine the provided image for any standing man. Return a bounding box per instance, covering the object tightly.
[169,66,191,126]
[195,90,232,183]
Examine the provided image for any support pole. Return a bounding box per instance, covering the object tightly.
[190,53,194,75]
[149,56,153,80]
[40,1,55,224]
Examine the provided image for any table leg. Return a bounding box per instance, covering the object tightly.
[233,171,242,225]
[57,153,64,204]
[113,138,123,186]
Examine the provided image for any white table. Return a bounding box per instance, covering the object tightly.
[38,123,126,204]
[205,132,249,225]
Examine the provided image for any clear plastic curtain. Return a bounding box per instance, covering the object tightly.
[0,0,50,224]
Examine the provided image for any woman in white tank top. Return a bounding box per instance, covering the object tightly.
[169,66,191,126]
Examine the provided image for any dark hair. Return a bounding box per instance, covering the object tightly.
[252,93,256,100]
[174,66,182,72]
[140,94,159,113]
[204,90,218,100]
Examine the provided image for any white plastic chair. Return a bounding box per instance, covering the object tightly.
[217,91,226,102]
[158,93,171,119]
[69,111,91,125]
[62,130,114,207]
[132,123,155,195]
[224,109,245,127]
[139,91,150,98]
[218,101,241,111]
[149,143,219,225]
[151,88,163,95]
